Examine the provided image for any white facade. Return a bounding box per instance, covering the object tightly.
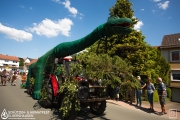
[24,58,30,64]
[0,59,19,71]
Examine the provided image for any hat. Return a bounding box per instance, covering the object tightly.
[137,76,141,79]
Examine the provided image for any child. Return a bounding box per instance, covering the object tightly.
[11,72,18,86]
[21,72,27,85]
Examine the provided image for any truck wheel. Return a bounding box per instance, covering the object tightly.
[40,81,54,108]
[61,97,77,120]
[90,100,106,115]
[44,83,54,107]
[27,84,33,95]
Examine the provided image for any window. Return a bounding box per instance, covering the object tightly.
[170,51,180,62]
[171,70,180,81]
[5,60,9,62]
[13,61,17,63]
[172,74,180,80]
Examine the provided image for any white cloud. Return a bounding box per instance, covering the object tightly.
[20,5,25,8]
[167,16,172,19]
[152,10,156,13]
[53,0,83,19]
[62,0,78,17]
[141,9,145,11]
[153,0,161,2]
[158,1,169,10]
[0,23,32,42]
[79,13,84,16]
[27,18,73,37]
[52,0,61,3]
[134,21,143,31]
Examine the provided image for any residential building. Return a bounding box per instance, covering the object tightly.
[24,58,31,71]
[26,59,38,70]
[159,33,180,102]
[0,54,20,71]
[18,57,31,72]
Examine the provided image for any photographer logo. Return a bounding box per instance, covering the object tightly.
[169,109,177,119]
[1,109,8,119]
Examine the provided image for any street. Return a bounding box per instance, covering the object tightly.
[0,79,170,120]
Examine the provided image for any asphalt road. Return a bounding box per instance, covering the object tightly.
[0,79,170,120]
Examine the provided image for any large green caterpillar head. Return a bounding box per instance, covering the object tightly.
[104,16,132,37]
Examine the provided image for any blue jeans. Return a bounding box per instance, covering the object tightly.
[136,90,142,106]
[148,92,154,104]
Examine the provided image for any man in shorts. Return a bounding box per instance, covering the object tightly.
[157,77,167,115]
[136,76,146,107]
[1,69,8,86]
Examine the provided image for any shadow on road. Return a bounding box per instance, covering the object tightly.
[48,107,110,120]
[124,101,163,116]
[21,89,110,120]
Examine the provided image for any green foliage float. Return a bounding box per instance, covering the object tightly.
[29,77,35,86]
[58,62,82,118]
[77,52,140,89]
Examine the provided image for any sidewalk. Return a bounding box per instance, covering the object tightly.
[107,99,180,120]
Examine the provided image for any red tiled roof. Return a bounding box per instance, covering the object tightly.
[0,54,20,61]
[160,33,180,48]
[26,59,38,66]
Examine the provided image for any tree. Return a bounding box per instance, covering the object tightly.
[19,58,25,66]
[90,0,170,85]
[92,0,148,76]
[76,52,140,89]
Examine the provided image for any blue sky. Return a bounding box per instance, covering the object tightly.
[0,0,179,59]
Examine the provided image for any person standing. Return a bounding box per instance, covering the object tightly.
[115,84,120,101]
[8,70,14,83]
[11,72,18,86]
[1,69,8,86]
[21,72,27,85]
[157,77,167,115]
[0,71,2,85]
[125,80,133,104]
[136,76,146,107]
[147,78,155,112]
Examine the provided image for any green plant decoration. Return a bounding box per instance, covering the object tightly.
[39,81,48,100]
[29,77,35,86]
[58,62,82,118]
[20,84,25,89]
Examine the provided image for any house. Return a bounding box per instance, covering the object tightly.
[0,54,20,71]
[159,33,180,102]
[26,59,38,69]
[18,57,32,72]
[18,58,38,72]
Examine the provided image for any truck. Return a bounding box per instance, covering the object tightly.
[25,16,132,119]
[34,56,108,119]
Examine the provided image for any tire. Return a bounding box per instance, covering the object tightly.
[90,100,106,115]
[40,80,54,108]
[27,84,33,95]
[60,96,77,120]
